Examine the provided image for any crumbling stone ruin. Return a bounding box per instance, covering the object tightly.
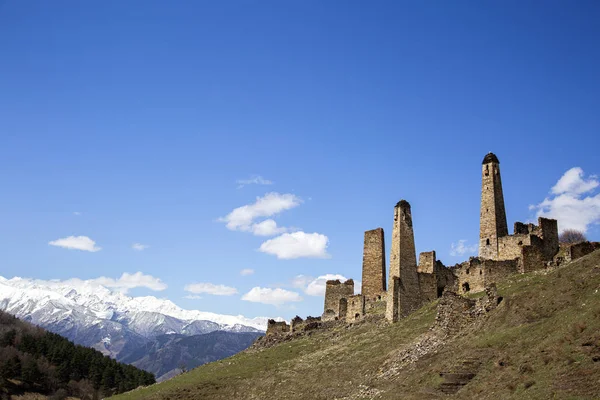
[361,228,386,302]
[266,319,289,336]
[322,151,594,325]
[323,279,354,319]
[264,152,599,345]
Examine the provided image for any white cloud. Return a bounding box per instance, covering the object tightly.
[93,271,167,293]
[184,282,238,296]
[531,167,600,233]
[241,287,303,306]
[219,192,301,233]
[236,175,274,189]
[132,243,150,251]
[49,236,101,252]
[290,274,314,289]
[258,231,330,259]
[305,274,348,296]
[184,295,203,300]
[240,268,255,276]
[450,240,478,257]
[551,167,599,195]
[251,219,288,236]
[73,211,82,216]
[289,274,359,296]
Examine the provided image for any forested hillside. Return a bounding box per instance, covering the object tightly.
[0,310,155,399]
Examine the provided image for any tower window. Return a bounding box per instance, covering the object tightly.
[486,239,490,246]
[485,165,489,176]
[462,282,470,292]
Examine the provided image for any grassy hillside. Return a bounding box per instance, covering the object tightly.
[111,250,600,400]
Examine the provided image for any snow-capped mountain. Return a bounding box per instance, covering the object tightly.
[0,276,280,361]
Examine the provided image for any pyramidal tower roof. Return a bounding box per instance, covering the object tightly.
[482,152,500,164]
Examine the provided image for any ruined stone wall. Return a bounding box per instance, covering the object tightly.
[266,319,289,336]
[385,276,400,322]
[520,243,545,273]
[479,154,509,259]
[346,295,365,322]
[568,242,600,261]
[388,200,421,318]
[418,272,437,304]
[323,279,354,316]
[290,316,322,332]
[435,261,457,295]
[453,258,486,295]
[418,251,436,273]
[338,298,348,321]
[498,234,532,260]
[361,228,386,300]
[493,217,558,270]
[483,259,519,285]
[538,217,559,260]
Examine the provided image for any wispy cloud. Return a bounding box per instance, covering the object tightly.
[236,175,274,189]
[258,231,330,259]
[241,287,303,306]
[219,192,301,234]
[132,243,150,251]
[49,236,101,252]
[251,219,288,236]
[184,295,203,300]
[450,240,477,257]
[240,268,255,276]
[93,271,167,293]
[530,167,600,233]
[73,211,82,216]
[184,282,238,296]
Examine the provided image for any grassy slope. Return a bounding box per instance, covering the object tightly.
[111,250,600,400]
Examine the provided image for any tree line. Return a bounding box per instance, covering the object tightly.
[0,310,155,399]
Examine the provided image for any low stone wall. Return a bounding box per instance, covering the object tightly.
[266,319,289,336]
[346,295,365,322]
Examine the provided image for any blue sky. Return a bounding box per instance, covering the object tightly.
[0,1,599,320]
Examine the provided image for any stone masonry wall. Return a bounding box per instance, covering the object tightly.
[453,258,486,295]
[520,243,545,273]
[385,276,400,322]
[435,260,457,295]
[346,295,365,322]
[483,259,519,284]
[361,228,387,300]
[418,272,437,304]
[388,200,421,318]
[568,242,600,261]
[323,279,354,317]
[498,234,532,260]
[538,217,559,260]
[266,319,289,336]
[418,251,436,274]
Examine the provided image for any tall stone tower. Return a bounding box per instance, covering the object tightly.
[386,200,420,320]
[479,152,508,259]
[361,228,386,300]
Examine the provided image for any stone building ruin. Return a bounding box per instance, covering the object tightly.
[260,150,600,344]
[319,151,600,326]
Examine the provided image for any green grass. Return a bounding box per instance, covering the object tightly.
[111,250,600,400]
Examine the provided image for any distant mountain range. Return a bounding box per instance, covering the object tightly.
[0,276,276,380]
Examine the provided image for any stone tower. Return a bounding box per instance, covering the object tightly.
[361,228,386,300]
[479,152,508,259]
[386,200,420,320]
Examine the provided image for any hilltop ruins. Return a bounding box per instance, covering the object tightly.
[265,152,600,336]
